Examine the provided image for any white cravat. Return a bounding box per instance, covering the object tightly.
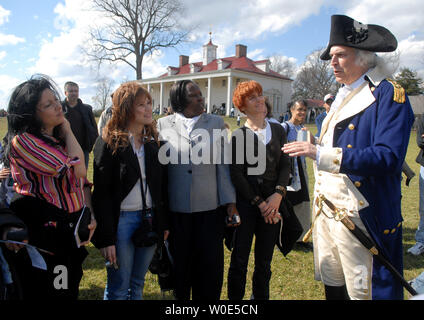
[317,73,368,163]
[330,86,351,114]
[330,74,367,114]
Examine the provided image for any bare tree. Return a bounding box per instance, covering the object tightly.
[86,0,190,80]
[92,77,115,110]
[268,54,297,79]
[292,49,338,101]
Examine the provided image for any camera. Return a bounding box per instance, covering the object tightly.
[226,214,240,225]
[131,208,159,247]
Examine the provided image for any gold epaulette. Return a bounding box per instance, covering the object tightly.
[387,79,406,104]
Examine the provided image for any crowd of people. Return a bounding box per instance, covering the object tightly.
[0,14,423,301]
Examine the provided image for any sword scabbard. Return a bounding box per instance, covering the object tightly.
[318,194,417,296]
[341,217,355,231]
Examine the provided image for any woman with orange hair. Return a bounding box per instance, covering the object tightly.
[228,80,292,300]
[92,81,169,300]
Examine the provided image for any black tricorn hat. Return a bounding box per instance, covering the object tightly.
[320,15,397,60]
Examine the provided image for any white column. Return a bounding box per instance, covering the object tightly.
[207,77,212,114]
[160,82,164,114]
[226,76,232,116]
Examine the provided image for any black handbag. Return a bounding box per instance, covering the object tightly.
[149,240,173,276]
[149,240,174,292]
[131,209,159,247]
[276,199,303,256]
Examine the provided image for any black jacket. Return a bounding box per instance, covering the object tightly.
[62,99,98,152]
[416,114,424,166]
[228,122,302,256]
[91,137,169,249]
[230,122,291,203]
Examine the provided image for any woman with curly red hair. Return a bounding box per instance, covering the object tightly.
[227,80,292,300]
[92,81,169,300]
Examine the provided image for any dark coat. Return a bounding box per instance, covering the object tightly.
[62,99,98,152]
[92,137,169,249]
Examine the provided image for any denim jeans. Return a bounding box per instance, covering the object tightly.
[104,210,157,300]
[416,166,424,244]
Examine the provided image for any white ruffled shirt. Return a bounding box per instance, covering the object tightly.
[317,72,368,163]
[330,73,368,114]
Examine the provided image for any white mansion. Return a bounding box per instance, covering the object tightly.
[140,38,293,117]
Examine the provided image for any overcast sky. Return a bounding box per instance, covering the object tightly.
[0,0,423,109]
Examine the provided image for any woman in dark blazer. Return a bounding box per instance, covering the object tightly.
[92,81,169,300]
[227,80,291,300]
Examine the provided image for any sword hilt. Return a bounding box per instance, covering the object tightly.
[319,195,379,253]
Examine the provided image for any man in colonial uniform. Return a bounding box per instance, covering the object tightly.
[283,15,414,300]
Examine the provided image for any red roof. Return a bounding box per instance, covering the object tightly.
[254,59,269,64]
[160,55,292,81]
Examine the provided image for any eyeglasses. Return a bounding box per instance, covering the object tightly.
[247,94,264,102]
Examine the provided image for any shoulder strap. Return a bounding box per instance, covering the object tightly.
[387,78,406,104]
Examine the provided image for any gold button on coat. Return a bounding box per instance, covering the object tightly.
[391,228,396,234]
[397,222,402,228]
[354,181,361,187]
[359,200,364,206]
[333,159,340,165]
[347,144,353,148]
[348,124,355,130]
[384,230,390,235]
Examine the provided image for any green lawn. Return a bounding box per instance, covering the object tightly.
[1,116,423,300]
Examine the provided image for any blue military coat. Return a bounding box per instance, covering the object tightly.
[321,69,414,299]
